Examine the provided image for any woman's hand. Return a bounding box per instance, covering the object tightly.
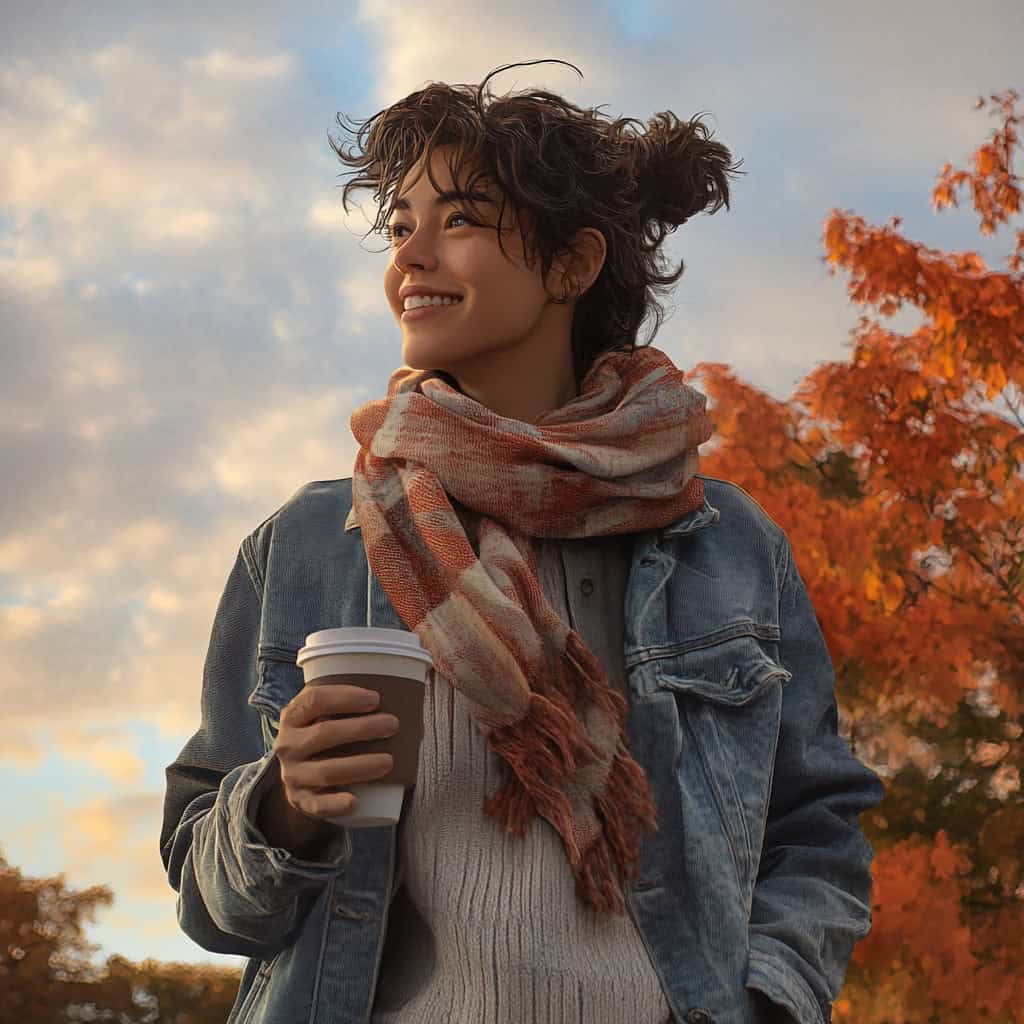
[273,682,400,822]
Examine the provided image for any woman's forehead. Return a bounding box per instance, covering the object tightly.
[399,147,487,198]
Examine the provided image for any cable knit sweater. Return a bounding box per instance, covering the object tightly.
[370,502,674,1023]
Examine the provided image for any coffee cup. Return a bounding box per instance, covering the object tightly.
[296,626,432,828]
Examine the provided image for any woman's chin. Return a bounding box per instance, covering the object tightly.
[402,344,455,372]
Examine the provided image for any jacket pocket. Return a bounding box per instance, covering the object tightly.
[652,629,792,896]
[249,650,307,747]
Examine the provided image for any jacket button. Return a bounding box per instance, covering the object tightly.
[580,577,594,596]
[685,1011,714,1024]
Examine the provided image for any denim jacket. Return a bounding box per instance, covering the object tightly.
[160,474,885,1024]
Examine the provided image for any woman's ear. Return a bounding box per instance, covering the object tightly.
[563,227,607,298]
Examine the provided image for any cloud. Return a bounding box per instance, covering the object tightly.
[180,47,296,83]
[0,45,299,257]
[54,725,148,784]
[65,791,169,900]
[0,253,64,292]
[3,731,45,770]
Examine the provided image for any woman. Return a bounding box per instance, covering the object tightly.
[160,60,884,1024]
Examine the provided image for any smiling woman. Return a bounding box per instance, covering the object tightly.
[378,141,595,422]
[161,57,884,1024]
[328,57,742,423]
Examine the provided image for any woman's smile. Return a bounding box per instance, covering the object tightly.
[401,297,466,321]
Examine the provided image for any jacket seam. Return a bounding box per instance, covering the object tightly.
[699,475,785,535]
[240,533,265,598]
[774,533,791,615]
[306,876,336,1024]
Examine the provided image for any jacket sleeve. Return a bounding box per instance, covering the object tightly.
[159,538,354,958]
[745,537,886,1024]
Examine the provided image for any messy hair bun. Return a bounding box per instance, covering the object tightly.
[329,59,744,388]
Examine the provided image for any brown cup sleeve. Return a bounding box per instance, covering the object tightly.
[306,670,427,788]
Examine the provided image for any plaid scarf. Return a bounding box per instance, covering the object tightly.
[349,345,712,914]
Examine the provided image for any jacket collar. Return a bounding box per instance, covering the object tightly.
[344,487,719,538]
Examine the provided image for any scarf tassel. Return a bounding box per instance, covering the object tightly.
[481,631,661,915]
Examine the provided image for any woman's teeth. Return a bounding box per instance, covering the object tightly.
[403,295,464,310]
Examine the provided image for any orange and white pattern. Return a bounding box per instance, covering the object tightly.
[349,345,712,914]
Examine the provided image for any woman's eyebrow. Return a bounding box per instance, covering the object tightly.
[393,189,496,211]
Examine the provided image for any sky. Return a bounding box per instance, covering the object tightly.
[1,0,1021,973]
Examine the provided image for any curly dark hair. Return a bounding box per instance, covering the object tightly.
[328,59,745,389]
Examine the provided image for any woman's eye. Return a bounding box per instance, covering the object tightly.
[385,212,472,241]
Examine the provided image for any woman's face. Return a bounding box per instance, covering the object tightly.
[382,145,603,423]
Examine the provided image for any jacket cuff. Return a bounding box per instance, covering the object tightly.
[747,987,798,1024]
[236,751,353,880]
[747,936,830,1024]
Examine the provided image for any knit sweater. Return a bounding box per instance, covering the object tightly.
[370,503,673,1023]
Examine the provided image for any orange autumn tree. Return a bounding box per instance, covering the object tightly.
[692,88,1023,1023]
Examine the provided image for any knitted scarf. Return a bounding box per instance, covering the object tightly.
[349,344,712,915]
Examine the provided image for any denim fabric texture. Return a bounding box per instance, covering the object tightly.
[159,474,885,1024]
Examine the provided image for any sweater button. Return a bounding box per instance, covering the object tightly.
[685,1011,714,1024]
[580,577,594,596]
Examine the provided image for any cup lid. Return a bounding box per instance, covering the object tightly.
[297,626,433,667]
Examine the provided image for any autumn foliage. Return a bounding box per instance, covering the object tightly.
[693,88,1024,1022]
[0,850,241,1023]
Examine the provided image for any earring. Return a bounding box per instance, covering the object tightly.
[553,277,578,305]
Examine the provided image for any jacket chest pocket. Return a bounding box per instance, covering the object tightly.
[250,651,306,752]
[652,630,792,895]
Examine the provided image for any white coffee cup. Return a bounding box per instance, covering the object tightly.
[296,627,432,828]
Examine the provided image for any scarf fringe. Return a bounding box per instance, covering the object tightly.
[482,631,661,914]
[581,743,662,913]
[481,687,600,847]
